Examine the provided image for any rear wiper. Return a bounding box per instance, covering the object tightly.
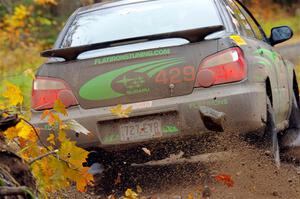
[41,25,224,61]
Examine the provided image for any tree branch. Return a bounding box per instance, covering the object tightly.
[20,118,51,152]
[0,186,27,196]
[29,149,58,165]
[19,119,79,171]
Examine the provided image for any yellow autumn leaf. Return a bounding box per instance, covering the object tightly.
[3,120,35,142]
[41,110,62,127]
[187,194,194,199]
[41,110,51,120]
[54,99,68,116]
[58,130,67,142]
[110,104,132,118]
[2,82,23,106]
[3,126,19,140]
[16,121,37,142]
[24,69,36,79]
[34,0,57,5]
[125,189,138,199]
[48,112,61,127]
[57,132,93,191]
[20,143,43,162]
[58,134,89,167]
[0,80,92,194]
[14,5,29,20]
[75,167,94,192]
[32,156,67,193]
[47,134,55,145]
[0,102,5,110]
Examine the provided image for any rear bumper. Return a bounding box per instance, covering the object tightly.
[31,82,267,150]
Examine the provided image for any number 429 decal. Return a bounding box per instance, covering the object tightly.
[155,66,196,84]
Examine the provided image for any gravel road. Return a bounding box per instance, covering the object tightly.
[62,131,300,199]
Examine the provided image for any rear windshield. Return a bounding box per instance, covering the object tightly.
[62,0,222,47]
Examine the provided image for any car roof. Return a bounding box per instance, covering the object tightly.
[77,0,158,14]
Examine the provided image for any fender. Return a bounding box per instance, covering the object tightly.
[251,52,278,103]
[283,59,297,118]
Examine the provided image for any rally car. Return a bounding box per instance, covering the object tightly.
[31,0,299,169]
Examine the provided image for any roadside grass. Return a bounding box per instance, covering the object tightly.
[260,14,300,35]
[0,74,33,110]
[0,46,42,110]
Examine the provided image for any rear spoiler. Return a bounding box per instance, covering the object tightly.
[41,25,224,61]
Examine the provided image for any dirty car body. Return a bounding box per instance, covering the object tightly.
[31,0,297,156]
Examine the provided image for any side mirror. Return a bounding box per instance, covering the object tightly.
[269,26,293,46]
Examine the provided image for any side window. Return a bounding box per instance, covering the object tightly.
[225,0,255,38]
[234,1,265,40]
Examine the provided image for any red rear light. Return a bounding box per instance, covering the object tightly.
[32,77,78,110]
[195,47,247,88]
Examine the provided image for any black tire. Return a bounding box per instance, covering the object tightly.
[280,92,300,161]
[288,92,300,129]
[264,97,280,166]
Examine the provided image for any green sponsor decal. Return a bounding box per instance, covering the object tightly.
[94,49,171,65]
[189,99,228,109]
[126,88,150,95]
[103,133,120,144]
[254,48,277,62]
[253,48,280,82]
[44,124,52,130]
[163,125,179,134]
[44,124,59,131]
[80,57,184,100]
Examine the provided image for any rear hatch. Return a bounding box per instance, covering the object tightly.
[38,39,219,109]
[35,0,225,109]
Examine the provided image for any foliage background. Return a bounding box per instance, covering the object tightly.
[0,0,299,108]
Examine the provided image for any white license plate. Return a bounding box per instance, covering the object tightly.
[120,120,162,141]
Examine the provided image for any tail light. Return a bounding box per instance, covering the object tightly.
[32,77,78,110]
[195,47,247,88]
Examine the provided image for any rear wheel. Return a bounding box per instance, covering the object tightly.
[264,96,280,166]
[280,90,300,161]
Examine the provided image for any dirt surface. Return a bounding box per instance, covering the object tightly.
[63,131,300,199]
